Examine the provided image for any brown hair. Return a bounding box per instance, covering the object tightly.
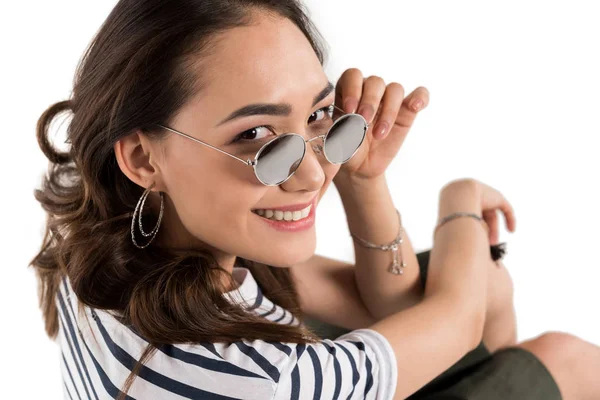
[30,0,328,397]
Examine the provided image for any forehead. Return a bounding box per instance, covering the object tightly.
[197,14,328,111]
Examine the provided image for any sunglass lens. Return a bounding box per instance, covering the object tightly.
[254,134,306,185]
[323,114,367,164]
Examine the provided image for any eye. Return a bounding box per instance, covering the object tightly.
[230,104,334,144]
[308,104,334,124]
[231,125,275,144]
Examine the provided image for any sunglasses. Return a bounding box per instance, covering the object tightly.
[156,103,369,186]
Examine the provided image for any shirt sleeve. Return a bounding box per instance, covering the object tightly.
[269,328,398,400]
[69,300,397,400]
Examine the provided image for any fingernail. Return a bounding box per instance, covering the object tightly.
[411,99,424,112]
[344,98,359,114]
[374,121,389,139]
[357,104,374,124]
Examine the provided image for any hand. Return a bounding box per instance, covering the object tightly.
[443,178,517,245]
[332,68,429,184]
[477,180,517,245]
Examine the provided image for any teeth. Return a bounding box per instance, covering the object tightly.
[254,204,312,221]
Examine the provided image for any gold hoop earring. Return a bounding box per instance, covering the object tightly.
[131,183,164,249]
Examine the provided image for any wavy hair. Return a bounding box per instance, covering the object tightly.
[30,0,329,397]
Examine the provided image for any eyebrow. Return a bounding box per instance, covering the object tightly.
[215,81,335,127]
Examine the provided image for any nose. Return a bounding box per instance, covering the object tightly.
[279,136,326,191]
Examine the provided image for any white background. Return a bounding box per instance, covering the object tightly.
[1,0,598,398]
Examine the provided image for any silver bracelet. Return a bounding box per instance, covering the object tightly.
[433,212,489,239]
[349,208,406,275]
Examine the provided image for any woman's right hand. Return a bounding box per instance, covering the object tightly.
[441,178,517,245]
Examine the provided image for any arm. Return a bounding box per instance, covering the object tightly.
[291,253,378,330]
[368,181,489,399]
[290,173,422,326]
[291,181,489,399]
[334,173,424,320]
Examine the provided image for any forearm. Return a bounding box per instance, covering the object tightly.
[335,174,424,321]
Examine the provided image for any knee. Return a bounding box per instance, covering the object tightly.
[524,331,584,368]
[486,260,514,316]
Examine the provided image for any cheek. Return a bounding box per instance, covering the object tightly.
[164,140,252,192]
[317,163,341,197]
[169,178,264,248]
[324,163,342,181]
[162,149,253,217]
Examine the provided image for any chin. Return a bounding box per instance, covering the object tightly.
[249,243,316,269]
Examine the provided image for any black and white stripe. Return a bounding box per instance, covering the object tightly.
[55,267,397,399]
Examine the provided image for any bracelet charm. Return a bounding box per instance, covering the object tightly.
[388,242,407,275]
[349,208,406,275]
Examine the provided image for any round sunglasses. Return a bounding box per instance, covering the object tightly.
[156,104,369,186]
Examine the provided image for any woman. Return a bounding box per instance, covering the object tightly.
[31,0,600,399]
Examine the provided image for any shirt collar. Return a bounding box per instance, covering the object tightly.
[222,267,261,307]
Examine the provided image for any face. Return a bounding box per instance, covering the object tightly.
[127,13,341,270]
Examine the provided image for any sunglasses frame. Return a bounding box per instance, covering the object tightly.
[156,103,370,186]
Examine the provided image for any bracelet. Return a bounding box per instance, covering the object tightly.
[349,208,406,275]
[433,212,489,239]
[434,212,509,267]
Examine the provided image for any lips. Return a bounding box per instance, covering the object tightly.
[253,198,317,232]
[252,194,318,213]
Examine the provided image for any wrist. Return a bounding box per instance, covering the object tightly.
[438,181,482,221]
[334,172,387,199]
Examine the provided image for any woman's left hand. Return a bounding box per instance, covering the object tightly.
[332,68,429,183]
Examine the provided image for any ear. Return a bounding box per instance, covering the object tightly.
[114,130,166,192]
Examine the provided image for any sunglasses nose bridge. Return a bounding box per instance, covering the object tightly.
[281,136,326,186]
[302,134,326,158]
[254,115,367,185]
[305,135,324,143]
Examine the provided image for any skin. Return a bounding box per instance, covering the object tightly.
[114,11,600,400]
[484,259,600,399]
[116,13,342,291]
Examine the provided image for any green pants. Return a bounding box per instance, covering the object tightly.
[303,247,562,400]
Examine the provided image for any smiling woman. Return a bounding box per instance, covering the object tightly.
[31,0,386,398]
[29,0,596,399]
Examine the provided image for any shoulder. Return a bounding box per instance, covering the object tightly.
[56,274,396,399]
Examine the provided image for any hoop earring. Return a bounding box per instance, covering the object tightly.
[131,183,164,249]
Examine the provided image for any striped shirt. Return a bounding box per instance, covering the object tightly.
[56,266,398,399]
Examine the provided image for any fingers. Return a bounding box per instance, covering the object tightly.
[486,189,517,235]
[373,83,404,139]
[479,181,517,235]
[335,68,429,132]
[501,198,517,232]
[396,86,430,129]
[335,68,364,115]
[493,188,517,233]
[356,76,387,126]
[483,209,500,245]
